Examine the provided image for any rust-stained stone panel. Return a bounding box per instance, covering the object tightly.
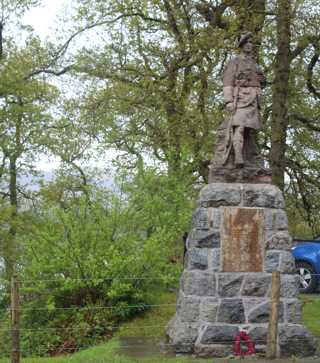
[221,207,264,272]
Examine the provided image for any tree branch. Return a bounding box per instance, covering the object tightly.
[163,0,184,45]
[291,113,320,132]
[290,35,320,60]
[25,65,73,80]
[195,0,236,29]
[307,46,320,99]
[25,12,166,80]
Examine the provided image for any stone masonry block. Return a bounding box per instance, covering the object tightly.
[192,207,210,230]
[208,208,221,230]
[265,251,280,272]
[243,184,284,209]
[264,209,288,230]
[286,299,303,324]
[187,229,220,248]
[177,295,201,322]
[200,297,219,323]
[248,326,267,345]
[217,298,245,324]
[243,297,267,314]
[218,274,244,297]
[242,274,271,296]
[280,275,299,298]
[186,248,208,270]
[279,325,317,357]
[166,316,199,353]
[279,251,296,273]
[192,207,221,231]
[248,301,284,323]
[182,271,216,296]
[199,183,241,208]
[208,248,220,272]
[198,324,239,345]
[265,231,293,250]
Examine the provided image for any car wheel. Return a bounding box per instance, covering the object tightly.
[296,261,317,293]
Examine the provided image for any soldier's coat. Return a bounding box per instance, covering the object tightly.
[222,55,265,130]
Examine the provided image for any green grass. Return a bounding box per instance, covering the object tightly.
[300,294,320,337]
[115,291,176,338]
[0,339,213,363]
[1,292,320,363]
[0,340,118,363]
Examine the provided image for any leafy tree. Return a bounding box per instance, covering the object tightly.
[72,0,234,179]
[0,38,61,279]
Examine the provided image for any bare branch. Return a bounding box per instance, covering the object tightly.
[290,35,320,60]
[25,65,73,80]
[25,12,166,80]
[16,186,39,201]
[306,46,320,99]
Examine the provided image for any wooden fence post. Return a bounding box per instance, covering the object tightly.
[11,275,20,363]
[266,271,281,359]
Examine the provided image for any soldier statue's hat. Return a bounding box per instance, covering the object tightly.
[237,32,253,48]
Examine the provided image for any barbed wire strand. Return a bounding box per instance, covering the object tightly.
[0,303,176,313]
[0,272,320,285]
[0,324,169,332]
[0,276,174,284]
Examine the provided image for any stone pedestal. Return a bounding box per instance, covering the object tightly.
[208,165,272,184]
[167,183,317,357]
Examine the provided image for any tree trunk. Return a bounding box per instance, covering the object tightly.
[164,63,182,175]
[0,21,3,59]
[270,0,291,190]
[5,155,18,280]
[5,107,22,281]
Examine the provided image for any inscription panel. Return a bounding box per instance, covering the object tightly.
[221,207,264,272]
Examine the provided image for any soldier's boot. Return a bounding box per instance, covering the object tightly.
[233,126,244,167]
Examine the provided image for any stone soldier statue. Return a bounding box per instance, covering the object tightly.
[212,32,266,172]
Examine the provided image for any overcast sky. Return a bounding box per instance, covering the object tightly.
[21,1,119,174]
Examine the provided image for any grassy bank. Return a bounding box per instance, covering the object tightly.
[0,339,214,363]
[0,340,209,363]
[300,294,320,337]
[114,291,176,338]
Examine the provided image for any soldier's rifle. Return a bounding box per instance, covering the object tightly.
[222,80,240,166]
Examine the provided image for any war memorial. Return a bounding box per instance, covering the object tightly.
[166,33,317,358]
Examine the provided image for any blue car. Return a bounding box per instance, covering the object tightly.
[292,238,320,293]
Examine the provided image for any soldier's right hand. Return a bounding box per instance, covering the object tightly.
[226,102,234,113]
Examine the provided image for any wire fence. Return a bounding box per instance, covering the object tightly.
[0,274,181,361]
